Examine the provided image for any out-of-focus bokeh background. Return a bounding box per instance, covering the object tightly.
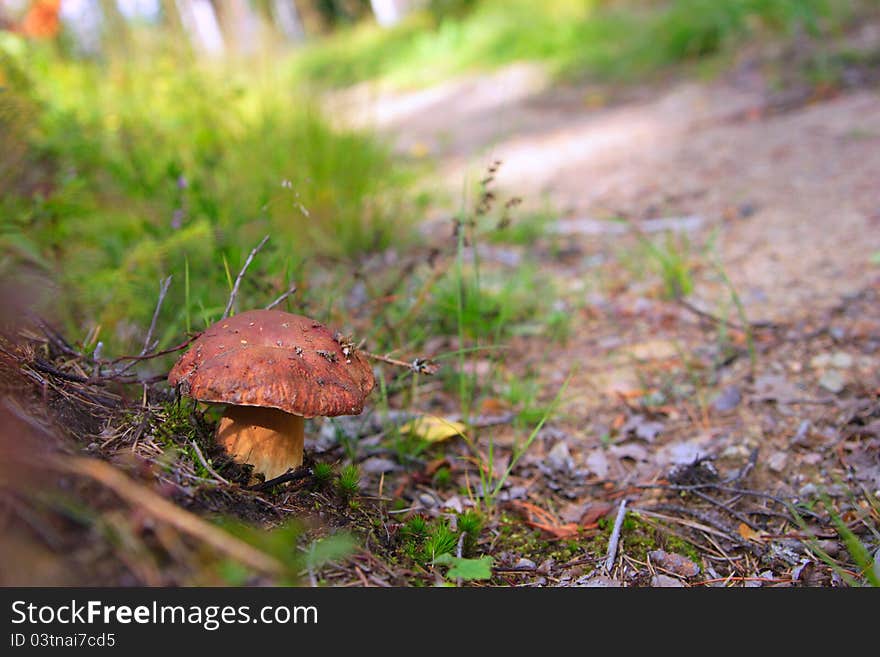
[1,1,879,587]
[3,0,878,350]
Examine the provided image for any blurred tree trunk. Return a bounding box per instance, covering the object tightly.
[251,0,289,49]
[160,0,188,41]
[272,0,306,42]
[177,0,225,56]
[370,0,416,27]
[98,0,130,55]
[293,0,328,35]
[210,0,256,54]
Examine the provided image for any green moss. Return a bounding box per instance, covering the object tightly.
[154,399,198,447]
[312,462,334,487]
[665,534,702,564]
[422,521,458,562]
[432,466,452,488]
[621,521,661,561]
[489,515,585,564]
[336,464,361,498]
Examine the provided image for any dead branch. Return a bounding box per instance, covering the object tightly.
[677,298,776,332]
[362,351,439,375]
[189,439,230,486]
[265,283,298,310]
[31,358,90,384]
[110,275,174,378]
[46,454,283,574]
[689,487,761,530]
[103,337,197,366]
[141,275,173,356]
[247,463,311,491]
[223,235,270,319]
[32,317,83,358]
[604,499,628,572]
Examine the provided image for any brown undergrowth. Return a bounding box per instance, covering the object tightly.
[2,272,877,586]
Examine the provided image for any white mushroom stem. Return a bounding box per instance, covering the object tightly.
[216,405,304,480]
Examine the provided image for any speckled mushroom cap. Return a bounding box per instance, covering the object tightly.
[168,310,374,418]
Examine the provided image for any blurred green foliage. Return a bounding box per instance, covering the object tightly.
[0,0,867,356]
[292,0,856,88]
[0,39,416,352]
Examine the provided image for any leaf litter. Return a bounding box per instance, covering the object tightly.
[5,58,880,586]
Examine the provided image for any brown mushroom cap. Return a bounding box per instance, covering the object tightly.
[168,310,374,417]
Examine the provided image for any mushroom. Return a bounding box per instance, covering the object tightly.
[168,309,374,480]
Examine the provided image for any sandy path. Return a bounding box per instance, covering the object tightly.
[333,64,880,322]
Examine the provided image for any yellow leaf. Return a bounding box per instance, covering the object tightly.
[400,415,466,443]
[737,523,767,542]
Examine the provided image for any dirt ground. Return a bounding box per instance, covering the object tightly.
[321,54,880,585]
[3,46,879,587]
[335,60,880,323]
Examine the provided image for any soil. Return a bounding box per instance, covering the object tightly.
[322,48,880,585]
[334,60,880,323]
[4,40,879,586]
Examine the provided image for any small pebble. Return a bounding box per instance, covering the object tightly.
[712,385,742,412]
[720,444,750,459]
[818,370,845,394]
[443,496,463,514]
[651,574,684,587]
[547,441,575,472]
[360,457,398,474]
[418,493,437,508]
[816,540,840,558]
[799,483,819,497]
[767,451,788,473]
[576,575,623,587]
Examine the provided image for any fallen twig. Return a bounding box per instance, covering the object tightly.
[736,447,759,482]
[190,440,230,486]
[265,283,298,311]
[362,351,439,375]
[677,298,776,332]
[46,454,284,575]
[604,499,628,572]
[141,276,173,357]
[690,487,761,531]
[223,235,270,320]
[247,464,311,492]
[102,337,197,366]
[455,531,466,587]
[633,508,747,545]
[32,318,82,359]
[31,358,90,384]
[111,276,174,378]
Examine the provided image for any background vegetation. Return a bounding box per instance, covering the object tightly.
[1,0,878,587]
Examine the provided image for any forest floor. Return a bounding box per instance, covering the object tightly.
[326,44,880,586]
[3,33,880,587]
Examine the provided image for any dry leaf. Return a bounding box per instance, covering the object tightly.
[400,415,466,443]
[737,522,768,542]
[649,550,701,577]
[510,501,581,539]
